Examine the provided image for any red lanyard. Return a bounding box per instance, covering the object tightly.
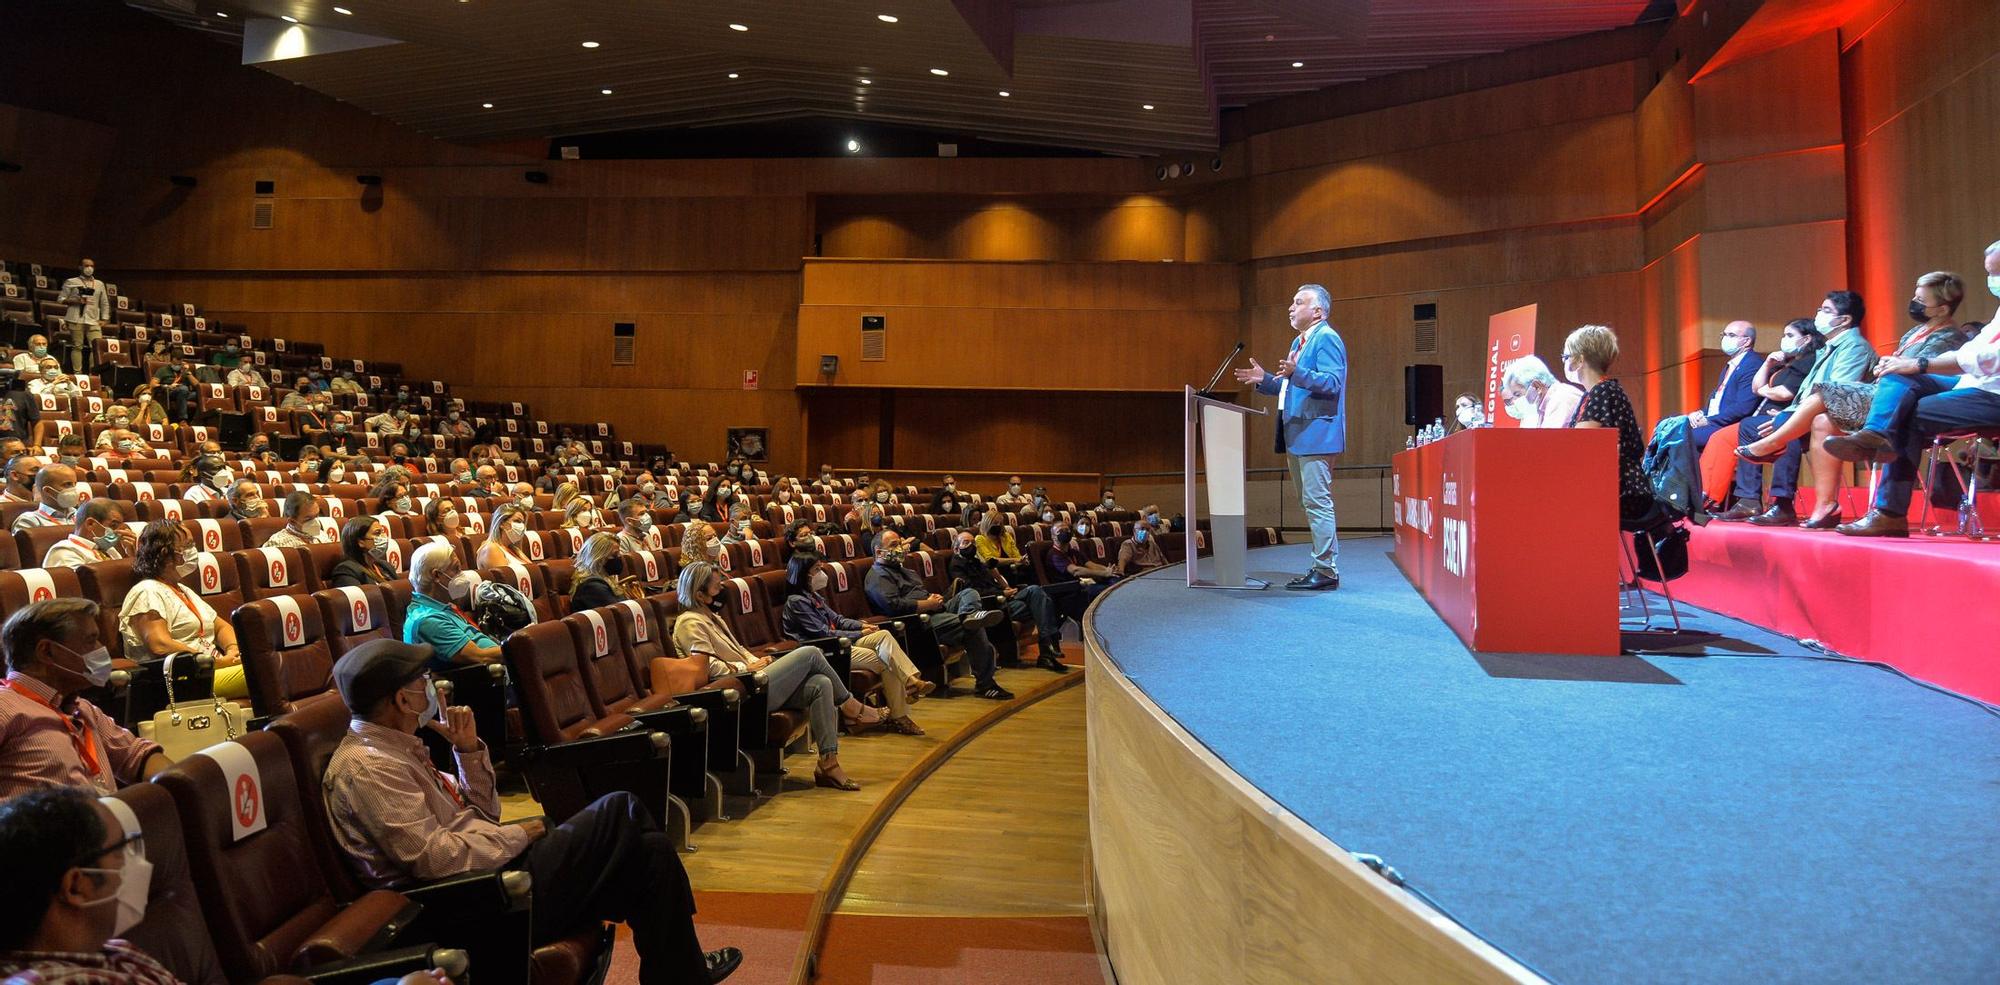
[3,680,104,778]
[165,582,206,621]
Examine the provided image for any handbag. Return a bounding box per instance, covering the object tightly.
[146,651,246,760]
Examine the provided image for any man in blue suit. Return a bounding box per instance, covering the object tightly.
[1683,320,1761,453]
[1234,284,1348,591]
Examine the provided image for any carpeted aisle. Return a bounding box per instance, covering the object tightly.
[812,914,1101,984]
[1093,540,2000,985]
[603,891,812,985]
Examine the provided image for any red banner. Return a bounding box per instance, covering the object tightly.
[1484,304,1539,429]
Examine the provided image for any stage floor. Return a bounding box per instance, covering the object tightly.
[1090,540,2000,984]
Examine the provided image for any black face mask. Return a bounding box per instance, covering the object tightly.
[958,545,977,559]
[707,595,727,613]
[603,556,624,576]
[1909,298,1934,323]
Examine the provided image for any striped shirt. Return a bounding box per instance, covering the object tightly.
[0,941,184,985]
[0,672,160,799]
[322,719,533,888]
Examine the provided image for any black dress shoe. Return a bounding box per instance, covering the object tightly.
[1798,510,1843,530]
[1037,653,1071,673]
[1285,572,1314,588]
[1747,504,1797,526]
[1823,429,1896,464]
[1836,510,1909,538]
[706,947,744,983]
[1287,569,1340,591]
[1714,502,1762,522]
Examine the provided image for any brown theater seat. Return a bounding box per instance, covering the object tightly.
[108,782,229,985]
[501,620,677,828]
[233,595,337,718]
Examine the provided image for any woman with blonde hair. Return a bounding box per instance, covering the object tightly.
[681,519,724,567]
[570,532,640,611]
[1561,324,1651,522]
[476,501,534,569]
[551,481,581,512]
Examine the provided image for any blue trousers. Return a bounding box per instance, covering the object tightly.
[1732,410,1805,502]
[1865,374,2000,513]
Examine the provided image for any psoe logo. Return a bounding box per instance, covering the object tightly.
[1441,517,1470,577]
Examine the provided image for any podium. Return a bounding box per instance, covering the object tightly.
[1184,386,1268,590]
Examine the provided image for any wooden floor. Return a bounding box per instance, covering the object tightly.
[838,685,1090,917]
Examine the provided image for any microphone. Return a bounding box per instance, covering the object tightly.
[1199,341,1245,395]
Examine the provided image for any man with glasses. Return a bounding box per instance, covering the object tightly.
[1682,320,1762,453]
[0,786,171,984]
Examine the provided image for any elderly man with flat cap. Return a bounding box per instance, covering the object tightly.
[321,638,742,984]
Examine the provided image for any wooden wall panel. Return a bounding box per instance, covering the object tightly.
[1634,63,1697,203]
[802,259,1239,309]
[803,389,1187,475]
[0,103,115,261]
[1690,31,1844,163]
[817,196,1194,262]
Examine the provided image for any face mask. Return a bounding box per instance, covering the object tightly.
[1780,336,1802,355]
[1988,275,2000,299]
[601,555,625,577]
[868,513,884,527]
[239,499,266,518]
[1909,298,1934,323]
[1041,511,1055,524]
[392,495,412,513]
[448,412,461,421]
[456,471,473,483]
[210,468,235,489]
[1009,484,1021,493]
[117,440,137,452]
[506,522,527,542]
[882,546,905,565]
[944,483,956,491]
[446,570,478,601]
[1145,512,1160,527]
[401,678,440,726]
[78,854,152,937]
[1504,396,1537,424]
[177,546,199,576]
[394,411,409,422]
[706,540,723,559]
[634,516,654,532]
[332,422,350,432]
[296,515,321,535]
[1720,336,1745,356]
[1813,310,1838,332]
[442,513,461,530]
[875,491,890,503]
[821,473,833,482]
[517,496,534,509]
[1077,522,1092,536]
[92,525,121,553]
[809,569,829,592]
[44,368,60,380]
[640,482,656,495]
[81,266,95,277]
[31,346,47,357]
[1456,405,1479,427]
[958,543,976,558]
[1136,529,1149,543]
[54,640,116,688]
[367,538,392,561]
[54,488,81,511]
[1561,358,1582,386]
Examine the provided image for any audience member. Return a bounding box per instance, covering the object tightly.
[1116,517,1168,576]
[331,517,398,589]
[476,504,533,568]
[864,531,1011,701]
[13,465,81,532]
[0,786,182,983]
[225,360,266,388]
[0,367,42,447]
[405,542,502,669]
[118,521,246,699]
[264,491,335,549]
[10,334,49,374]
[674,561,880,788]
[43,499,134,569]
[2,453,42,504]
[57,258,109,373]
[780,553,928,734]
[1561,325,1651,522]
[975,508,1033,584]
[224,479,266,522]
[423,497,465,538]
[682,521,724,568]
[29,358,81,398]
[0,599,168,797]
[949,529,1067,671]
[570,533,637,611]
[322,639,741,982]
[1722,291,1877,525]
[929,475,966,516]
[616,500,657,554]
[994,475,1029,508]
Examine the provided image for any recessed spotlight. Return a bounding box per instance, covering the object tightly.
[1291,61,1304,68]
[997,90,1010,97]
[280,14,298,22]
[728,22,748,31]
[600,88,613,95]
[481,102,494,108]
[877,13,898,22]
[1142,103,1154,110]
[859,78,872,85]
[727,72,739,79]
[215,10,228,15]
[333,5,352,13]
[846,139,861,153]
[581,41,600,48]
[929,68,949,76]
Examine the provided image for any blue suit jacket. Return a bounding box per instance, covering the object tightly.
[1254,322,1348,456]
[1707,351,1762,427]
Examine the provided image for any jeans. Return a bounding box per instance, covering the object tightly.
[928,588,997,688]
[515,791,705,985]
[1288,452,1340,573]
[1732,410,1804,502]
[759,645,850,755]
[1866,374,2000,513]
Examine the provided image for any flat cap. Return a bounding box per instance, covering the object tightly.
[332,638,434,714]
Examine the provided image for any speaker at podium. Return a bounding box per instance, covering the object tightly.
[1185,344,1269,590]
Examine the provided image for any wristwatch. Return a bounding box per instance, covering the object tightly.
[1918,357,1930,374]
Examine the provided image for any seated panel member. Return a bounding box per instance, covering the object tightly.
[1720,291,1876,526]
[1681,320,1761,452]
[1499,356,1583,429]
[322,639,741,983]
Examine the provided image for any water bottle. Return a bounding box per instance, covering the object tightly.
[1406,435,1416,450]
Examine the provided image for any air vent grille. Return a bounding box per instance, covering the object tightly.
[251,200,274,230]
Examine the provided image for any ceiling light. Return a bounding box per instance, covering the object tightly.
[1291,61,1304,68]
[929,68,949,76]
[859,78,872,85]
[600,88,613,95]
[280,14,298,22]
[333,6,352,13]
[481,102,494,108]
[727,72,739,79]
[728,22,748,31]
[997,90,1010,97]
[877,13,898,22]
[581,41,600,48]
[1142,103,1155,110]
[846,139,861,153]
[215,10,228,16]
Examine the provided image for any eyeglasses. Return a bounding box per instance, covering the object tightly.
[73,831,144,868]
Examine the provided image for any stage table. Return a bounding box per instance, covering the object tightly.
[1392,427,1620,655]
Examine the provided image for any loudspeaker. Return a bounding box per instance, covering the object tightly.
[819,355,839,375]
[1404,364,1443,426]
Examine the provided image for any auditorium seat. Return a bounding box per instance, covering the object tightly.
[500,620,677,828]
[563,606,715,821]
[234,545,313,601]
[13,523,70,566]
[233,595,336,719]
[109,782,231,985]
[187,515,246,553]
[243,516,291,547]
[484,559,558,624]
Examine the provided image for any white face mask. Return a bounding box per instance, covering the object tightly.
[1561,357,1583,386]
[1780,336,1802,354]
[446,570,479,601]
[78,852,152,937]
[1456,405,1479,427]
[1720,336,1745,356]
[1988,274,2000,300]
[706,540,723,559]
[1813,310,1838,332]
[810,569,829,592]
[1503,394,1539,425]
[402,678,441,727]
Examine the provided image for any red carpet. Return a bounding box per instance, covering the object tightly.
[1675,520,2000,702]
[603,891,813,985]
[813,914,1101,985]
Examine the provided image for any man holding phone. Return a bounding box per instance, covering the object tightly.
[57,258,109,375]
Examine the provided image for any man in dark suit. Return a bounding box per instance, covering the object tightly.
[1684,320,1760,452]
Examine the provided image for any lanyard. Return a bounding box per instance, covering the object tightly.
[2,680,105,780]
[164,582,206,623]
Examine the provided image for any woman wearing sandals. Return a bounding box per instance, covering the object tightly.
[779,552,931,736]
[672,560,883,791]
